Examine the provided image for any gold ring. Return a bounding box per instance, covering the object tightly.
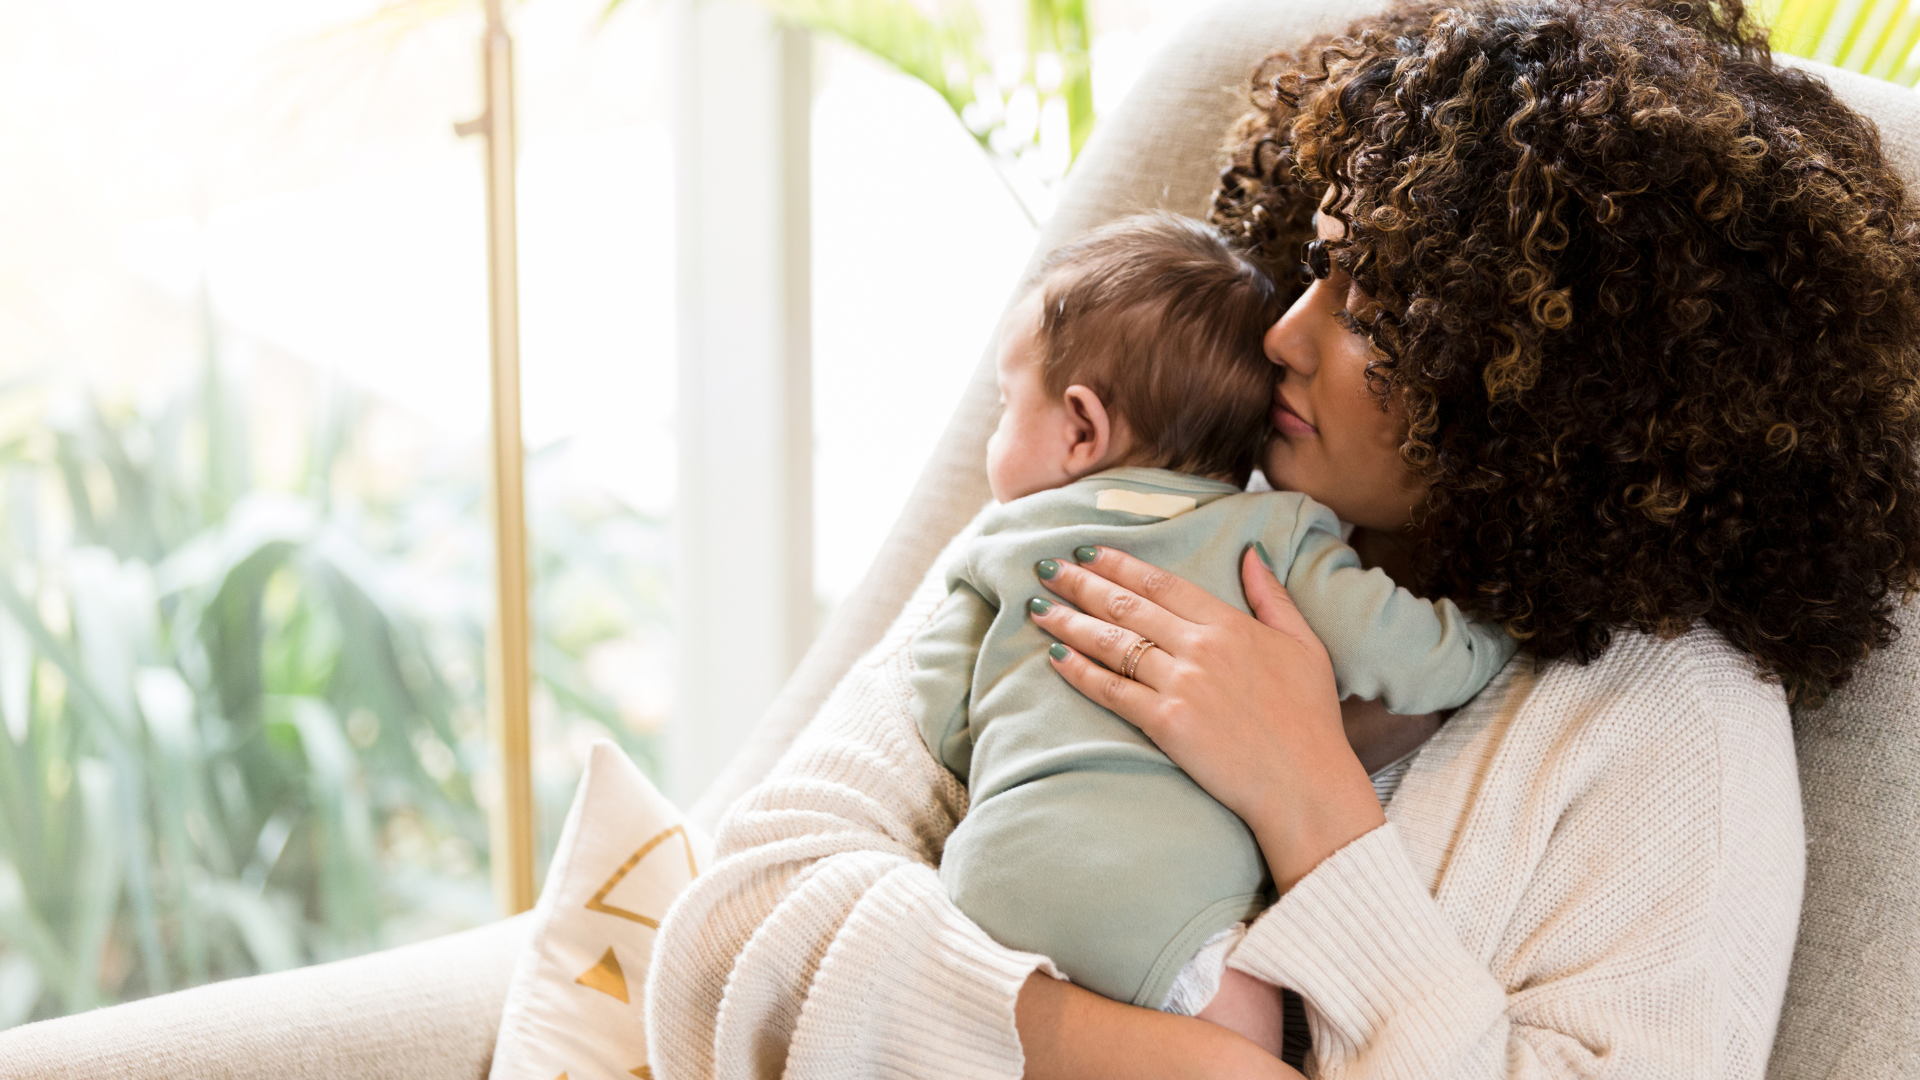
[1121,638,1155,681]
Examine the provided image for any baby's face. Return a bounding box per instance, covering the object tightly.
[986,289,1074,503]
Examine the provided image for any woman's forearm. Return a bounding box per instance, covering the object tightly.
[1014,972,1304,1080]
[1245,737,1385,892]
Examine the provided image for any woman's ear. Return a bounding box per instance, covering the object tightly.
[1061,384,1115,477]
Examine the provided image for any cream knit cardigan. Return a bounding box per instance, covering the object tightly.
[646,555,1805,1080]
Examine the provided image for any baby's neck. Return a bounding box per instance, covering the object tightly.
[1071,455,1242,489]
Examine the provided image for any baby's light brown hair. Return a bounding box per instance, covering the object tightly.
[1031,211,1284,488]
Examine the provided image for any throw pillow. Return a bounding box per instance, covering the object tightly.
[489,739,713,1080]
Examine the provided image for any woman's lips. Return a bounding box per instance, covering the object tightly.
[1272,395,1317,437]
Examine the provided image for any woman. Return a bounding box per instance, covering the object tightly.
[646,0,1920,1076]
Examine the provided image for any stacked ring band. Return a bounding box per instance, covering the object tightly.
[1121,638,1155,680]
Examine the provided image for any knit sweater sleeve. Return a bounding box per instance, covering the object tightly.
[645,581,1058,1080]
[1227,634,1805,1079]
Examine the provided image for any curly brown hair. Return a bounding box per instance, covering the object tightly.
[1211,0,1920,705]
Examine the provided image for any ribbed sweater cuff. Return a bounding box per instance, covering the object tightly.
[789,864,1060,1080]
[1226,823,1506,1062]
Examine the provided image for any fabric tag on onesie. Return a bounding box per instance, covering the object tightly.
[1095,489,1198,520]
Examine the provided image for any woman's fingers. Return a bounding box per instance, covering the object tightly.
[1044,643,1162,734]
[1035,555,1191,650]
[1240,546,1313,641]
[1028,597,1174,687]
[1068,545,1238,626]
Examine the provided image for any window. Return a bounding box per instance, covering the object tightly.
[0,0,1200,1027]
[0,0,673,1021]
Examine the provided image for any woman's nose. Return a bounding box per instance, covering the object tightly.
[1263,285,1323,378]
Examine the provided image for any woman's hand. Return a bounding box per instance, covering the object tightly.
[1015,972,1301,1080]
[1029,546,1385,891]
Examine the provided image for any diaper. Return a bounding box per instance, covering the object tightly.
[1160,922,1248,1016]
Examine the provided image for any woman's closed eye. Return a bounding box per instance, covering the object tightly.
[1336,260,1392,332]
[1333,286,1381,336]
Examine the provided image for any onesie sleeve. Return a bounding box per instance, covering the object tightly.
[908,582,996,779]
[1275,508,1518,715]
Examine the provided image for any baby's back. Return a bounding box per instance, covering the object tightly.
[913,467,1324,1007]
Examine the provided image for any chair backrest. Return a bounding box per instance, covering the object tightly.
[690,0,1373,833]
[693,2,1920,1073]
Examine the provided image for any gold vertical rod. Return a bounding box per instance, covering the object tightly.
[471,0,536,915]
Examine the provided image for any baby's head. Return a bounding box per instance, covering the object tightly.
[987,211,1284,503]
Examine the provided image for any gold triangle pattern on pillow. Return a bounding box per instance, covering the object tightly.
[487,741,714,1080]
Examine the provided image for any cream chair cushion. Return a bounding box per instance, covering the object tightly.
[1755,65,1920,1080]
[0,910,532,1079]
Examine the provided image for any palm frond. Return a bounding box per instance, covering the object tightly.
[764,0,991,117]
[0,356,667,1026]
[1760,0,1920,87]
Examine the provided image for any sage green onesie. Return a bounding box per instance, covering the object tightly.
[910,467,1517,1009]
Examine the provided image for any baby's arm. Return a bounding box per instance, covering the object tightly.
[907,583,996,778]
[1196,968,1289,1059]
[1277,510,1519,715]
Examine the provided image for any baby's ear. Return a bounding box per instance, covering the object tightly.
[1061,384,1113,475]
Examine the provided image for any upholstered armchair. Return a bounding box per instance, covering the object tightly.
[2,0,1915,1075]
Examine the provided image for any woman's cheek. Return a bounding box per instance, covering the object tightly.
[1266,437,1371,526]
[1262,435,1319,498]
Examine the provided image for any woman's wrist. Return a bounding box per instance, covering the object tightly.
[1247,750,1385,892]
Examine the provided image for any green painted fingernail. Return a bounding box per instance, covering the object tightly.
[1049,643,1069,661]
[1073,545,1099,563]
[1028,597,1054,616]
[1252,541,1274,570]
[1037,559,1061,580]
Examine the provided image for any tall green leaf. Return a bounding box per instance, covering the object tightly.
[1,346,668,1027]
[1760,0,1920,86]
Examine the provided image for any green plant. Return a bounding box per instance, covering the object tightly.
[1761,0,1920,85]
[745,0,1091,152]
[0,345,666,1027]
[599,0,1095,222]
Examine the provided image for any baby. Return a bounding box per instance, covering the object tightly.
[909,212,1517,1033]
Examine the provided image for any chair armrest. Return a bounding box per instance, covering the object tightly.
[0,912,532,1080]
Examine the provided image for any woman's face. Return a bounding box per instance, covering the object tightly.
[1261,212,1429,531]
